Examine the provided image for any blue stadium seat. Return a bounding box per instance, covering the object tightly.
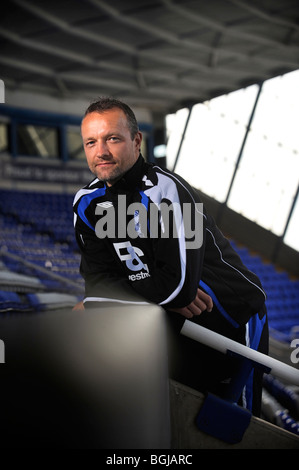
[231,240,299,343]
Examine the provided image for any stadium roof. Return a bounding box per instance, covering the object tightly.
[1,0,299,115]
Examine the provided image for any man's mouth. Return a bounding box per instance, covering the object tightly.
[96,161,115,167]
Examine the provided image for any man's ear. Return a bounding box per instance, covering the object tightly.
[135,131,143,152]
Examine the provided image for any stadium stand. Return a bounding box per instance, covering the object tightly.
[0,189,84,313]
[0,187,298,442]
[229,240,299,344]
[1,0,299,449]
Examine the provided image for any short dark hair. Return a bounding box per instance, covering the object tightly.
[84,97,139,139]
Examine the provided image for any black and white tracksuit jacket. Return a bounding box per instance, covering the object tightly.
[73,155,268,407]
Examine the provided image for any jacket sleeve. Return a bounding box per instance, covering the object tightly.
[201,212,267,325]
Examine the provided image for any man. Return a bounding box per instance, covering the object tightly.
[73,97,268,416]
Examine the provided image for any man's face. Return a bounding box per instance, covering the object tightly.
[81,109,142,186]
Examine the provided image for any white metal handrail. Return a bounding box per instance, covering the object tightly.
[181,320,299,386]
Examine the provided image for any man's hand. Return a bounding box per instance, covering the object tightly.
[168,288,213,319]
[72,300,85,310]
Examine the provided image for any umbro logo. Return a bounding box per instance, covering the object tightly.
[96,201,113,209]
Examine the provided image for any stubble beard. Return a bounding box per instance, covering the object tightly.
[94,165,125,186]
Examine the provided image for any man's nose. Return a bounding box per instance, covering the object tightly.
[95,140,110,157]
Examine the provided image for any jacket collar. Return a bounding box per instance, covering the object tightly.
[108,154,146,192]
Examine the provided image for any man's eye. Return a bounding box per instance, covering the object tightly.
[85,141,95,147]
[108,136,120,142]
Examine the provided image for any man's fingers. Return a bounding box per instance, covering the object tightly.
[187,302,202,316]
[167,288,213,319]
[168,306,194,318]
[181,308,194,319]
[196,288,213,312]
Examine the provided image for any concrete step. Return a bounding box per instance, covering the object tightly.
[170,380,299,449]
